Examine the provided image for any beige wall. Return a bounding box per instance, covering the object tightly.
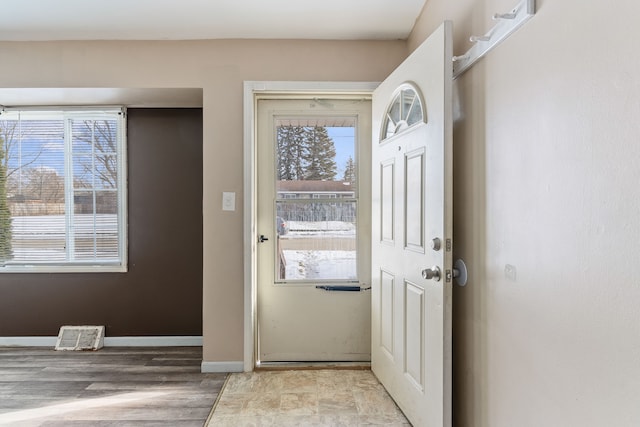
[4,2,640,422]
[410,0,640,425]
[0,39,407,360]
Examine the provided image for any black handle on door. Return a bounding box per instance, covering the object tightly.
[315,285,368,292]
[259,235,269,243]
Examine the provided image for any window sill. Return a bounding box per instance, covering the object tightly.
[0,264,128,274]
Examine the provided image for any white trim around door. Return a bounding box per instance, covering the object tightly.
[243,81,379,372]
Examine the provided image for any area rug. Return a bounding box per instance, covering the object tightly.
[205,369,410,426]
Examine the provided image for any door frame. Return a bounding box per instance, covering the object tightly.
[242,81,379,371]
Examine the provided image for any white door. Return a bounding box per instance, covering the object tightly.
[256,98,372,362]
[371,22,453,426]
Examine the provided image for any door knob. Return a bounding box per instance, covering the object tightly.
[259,235,269,243]
[421,266,441,282]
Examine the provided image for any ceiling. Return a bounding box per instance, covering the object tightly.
[0,0,426,41]
[0,1,426,107]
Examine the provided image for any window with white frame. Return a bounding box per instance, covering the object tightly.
[0,108,127,272]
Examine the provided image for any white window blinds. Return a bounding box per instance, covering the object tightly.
[0,108,127,272]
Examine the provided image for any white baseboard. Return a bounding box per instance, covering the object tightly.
[104,336,203,346]
[0,336,203,347]
[0,337,57,347]
[201,361,244,373]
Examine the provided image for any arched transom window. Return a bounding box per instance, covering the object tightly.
[380,83,426,142]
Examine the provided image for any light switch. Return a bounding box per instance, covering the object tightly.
[222,192,235,211]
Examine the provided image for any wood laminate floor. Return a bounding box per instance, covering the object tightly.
[0,347,227,427]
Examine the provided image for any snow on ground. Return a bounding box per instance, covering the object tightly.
[279,221,358,279]
[11,214,117,238]
[283,249,356,280]
[8,216,355,273]
[8,215,118,261]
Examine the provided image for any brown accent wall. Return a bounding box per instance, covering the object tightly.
[0,108,203,337]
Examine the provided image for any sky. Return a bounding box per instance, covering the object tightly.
[1,118,116,182]
[4,120,356,183]
[326,126,355,178]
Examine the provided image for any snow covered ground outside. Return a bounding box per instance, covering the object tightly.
[11,214,117,237]
[283,249,356,280]
[8,214,118,261]
[7,216,354,275]
[281,220,357,280]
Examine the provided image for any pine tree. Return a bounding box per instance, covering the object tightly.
[277,126,307,180]
[342,156,356,184]
[303,126,337,180]
[0,134,12,262]
[276,125,338,181]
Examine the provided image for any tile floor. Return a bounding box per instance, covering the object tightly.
[206,369,411,426]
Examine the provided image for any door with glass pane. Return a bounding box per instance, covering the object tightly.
[256,98,371,362]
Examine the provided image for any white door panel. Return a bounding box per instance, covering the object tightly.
[371,22,453,426]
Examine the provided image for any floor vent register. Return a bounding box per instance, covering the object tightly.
[55,325,105,351]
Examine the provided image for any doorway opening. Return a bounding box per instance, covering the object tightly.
[243,82,378,370]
